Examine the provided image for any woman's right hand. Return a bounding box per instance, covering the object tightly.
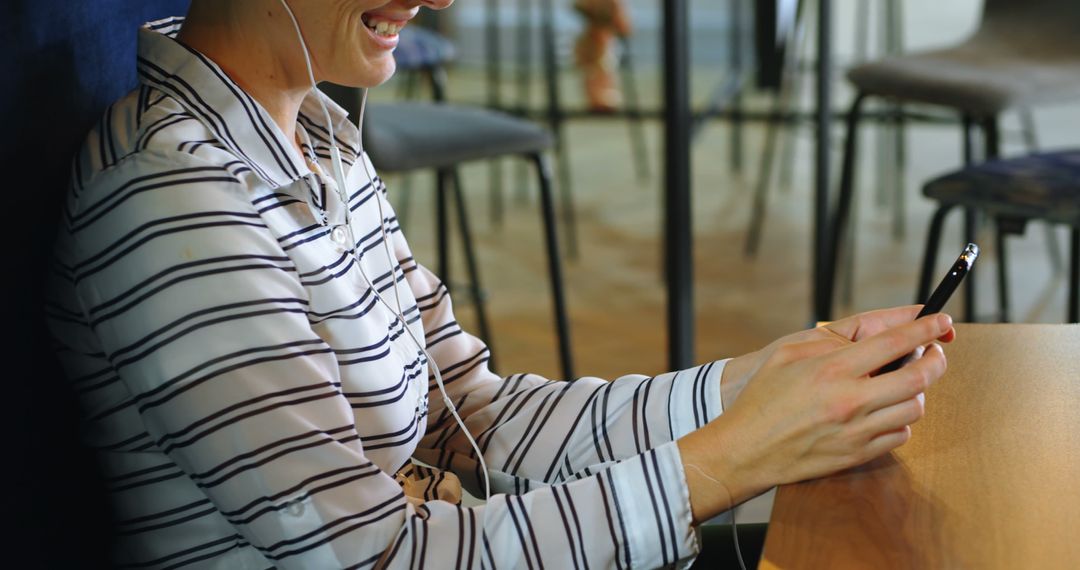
[677,312,953,524]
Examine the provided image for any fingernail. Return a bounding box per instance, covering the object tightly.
[937,313,952,331]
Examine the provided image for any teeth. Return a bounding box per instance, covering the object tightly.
[366,19,401,36]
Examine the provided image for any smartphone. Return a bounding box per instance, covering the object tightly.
[878,243,979,374]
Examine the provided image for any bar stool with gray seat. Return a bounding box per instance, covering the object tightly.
[824,0,1080,321]
[917,150,1080,323]
[322,28,575,380]
[363,101,575,381]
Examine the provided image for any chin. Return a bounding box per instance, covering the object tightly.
[341,58,397,89]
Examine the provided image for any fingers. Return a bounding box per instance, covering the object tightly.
[830,313,953,378]
[861,343,946,411]
[862,395,924,439]
[826,305,922,341]
[864,426,912,458]
[827,305,957,345]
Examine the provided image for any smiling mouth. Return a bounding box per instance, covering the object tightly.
[361,14,406,37]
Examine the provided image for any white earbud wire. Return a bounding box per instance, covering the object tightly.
[278,0,492,501]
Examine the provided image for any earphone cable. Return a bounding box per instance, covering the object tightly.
[277,0,492,502]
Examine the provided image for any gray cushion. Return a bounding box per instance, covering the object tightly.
[394,27,455,71]
[923,150,1080,226]
[363,103,553,172]
[848,37,1080,116]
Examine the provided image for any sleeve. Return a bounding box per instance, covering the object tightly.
[69,151,707,569]
[391,202,729,567]
[405,258,728,488]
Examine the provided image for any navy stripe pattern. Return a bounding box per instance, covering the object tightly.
[45,17,725,569]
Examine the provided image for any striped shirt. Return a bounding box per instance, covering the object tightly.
[45,17,727,569]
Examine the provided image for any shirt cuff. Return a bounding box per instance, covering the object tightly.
[605,440,700,568]
[666,359,728,440]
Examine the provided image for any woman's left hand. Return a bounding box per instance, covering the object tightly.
[719,305,957,409]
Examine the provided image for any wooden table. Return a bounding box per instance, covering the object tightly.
[760,324,1080,569]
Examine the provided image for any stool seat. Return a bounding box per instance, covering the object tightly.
[364,103,553,172]
[394,26,455,70]
[848,38,1080,116]
[923,151,1080,226]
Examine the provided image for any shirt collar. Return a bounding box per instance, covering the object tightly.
[136,17,361,188]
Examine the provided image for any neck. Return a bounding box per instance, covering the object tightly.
[177,2,312,156]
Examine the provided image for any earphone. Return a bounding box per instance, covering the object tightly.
[277,0,492,501]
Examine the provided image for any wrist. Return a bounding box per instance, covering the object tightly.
[677,414,771,525]
[719,351,757,409]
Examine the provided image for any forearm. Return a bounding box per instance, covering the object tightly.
[421,361,729,491]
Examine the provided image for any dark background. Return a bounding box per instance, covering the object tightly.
[2,1,190,566]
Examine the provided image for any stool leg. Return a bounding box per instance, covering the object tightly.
[918,204,955,304]
[983,116,1000,159]
[486,0,506,228]
[729,0,745,174]
[995,221,1010,323]
[450,170,497,371]
[428,65,448,103]
[436,169,451,290]
[514,0,535,204]
[489,161,505,227]
[619,36,651,182]
[745,1,806,256]
[1069,227,1079,323]
[744,92,784,257]
[824,92,867,318]
[530,153,575,380]
[888,0,907,241]
[539,0,578,260]
[961,115,977,322]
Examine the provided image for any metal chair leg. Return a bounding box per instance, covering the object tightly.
[824,92,867,318]
[619,36,650,182]
[530,153,574,381]
[995,221,1010,323]
[485,0,506,228]
[1069,227,1079,323]
[745,0,807,255]
[729,0,745,174]
[891,102,908,241]
[539,0,578,260]
[514,0,535,205]
[918,204,956,304]
[744,96,783,257]
[489,160,505,226]
[961,115,977,321]
[1019,108,1065,275]
[436,169,451,289]
[450,170,497,371]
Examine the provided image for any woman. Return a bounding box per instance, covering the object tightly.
[47,0,953,568]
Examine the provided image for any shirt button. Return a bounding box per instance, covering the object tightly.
[287,499,305,517]
[331,225,349,246]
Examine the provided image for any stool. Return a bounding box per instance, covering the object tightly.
[394,26,455,84]
[918,151,1080,323]
[824,0,1080,321]
[363,102,575,380]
